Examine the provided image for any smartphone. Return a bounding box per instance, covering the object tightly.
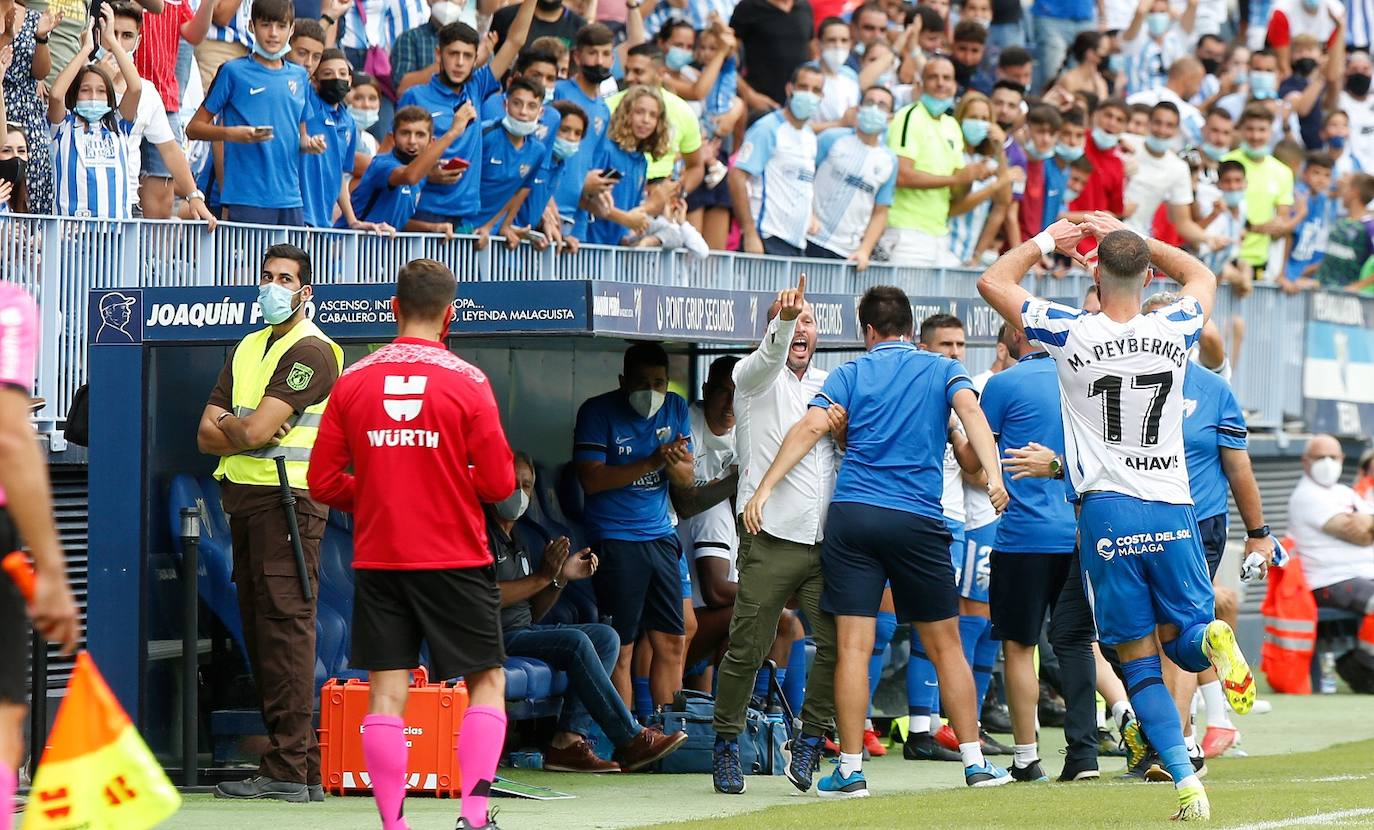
[442,157,471,172]
[603,168,624,182]
[526,230,547,243]
[253,125,275,138]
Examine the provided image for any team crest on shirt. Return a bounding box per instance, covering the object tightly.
[289,79,299,95]
[536,124,549,140]
[519,163,531,177]
[1183,398,1198,418]
[594,115,606,134]
[286,362,314,391]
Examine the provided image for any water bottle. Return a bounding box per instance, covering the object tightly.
[1319,651,1338,694]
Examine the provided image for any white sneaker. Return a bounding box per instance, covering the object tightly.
[1250,699,1272,715]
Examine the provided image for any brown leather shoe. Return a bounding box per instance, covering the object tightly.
[612,725,690,772]
[543,739,621,773]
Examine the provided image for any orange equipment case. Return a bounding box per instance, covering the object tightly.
[319,667,468,797]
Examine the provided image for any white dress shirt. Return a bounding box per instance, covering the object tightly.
[1287,474,1374,590]
[733,316,836,545]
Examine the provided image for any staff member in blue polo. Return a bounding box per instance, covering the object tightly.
[574,342,695,711]
[397,0,539,233]
[981,324,1098,784]
[744,285,1011,798]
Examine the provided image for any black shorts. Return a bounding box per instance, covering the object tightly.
[989,550,1074,646]
[0,508,28,703]
[592,535,685,641]
[821,502,957,624]
[350,566,506,681]
[686,176,730,211]
[1197,514,1227,580]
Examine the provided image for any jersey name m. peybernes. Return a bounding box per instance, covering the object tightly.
[1020,295,1205,505]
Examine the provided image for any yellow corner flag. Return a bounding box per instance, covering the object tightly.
[23,653,181,829]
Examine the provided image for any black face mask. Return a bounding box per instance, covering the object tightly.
[0,157,26,188]
[1199,56,1220,76]
[953,60,975,82]
[536,0,562,9]
[318,78,351,105]
[996,120,1014,132]
[580,63,612,84]
[1348,73,1372,97]
[1292,57,1318,77]
[393,147,418,164]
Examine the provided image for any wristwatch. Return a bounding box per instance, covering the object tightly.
[187,189,206,202]
[550,575,564,590]
[1246,524,1270,539]
[1049,455,1064,479]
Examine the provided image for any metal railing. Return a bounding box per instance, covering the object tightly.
[0,214,1317,436]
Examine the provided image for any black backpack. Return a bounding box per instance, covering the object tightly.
[64,384,90,447]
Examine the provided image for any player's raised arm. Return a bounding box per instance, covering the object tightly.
[977,219,1087,327]
[1081,211,1216,321]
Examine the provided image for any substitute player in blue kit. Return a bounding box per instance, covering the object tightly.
[977,213,1256,822]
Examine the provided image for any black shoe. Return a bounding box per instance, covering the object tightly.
[1058,757,1100,782]
[1009,760,1048,782]
[456,808,500,830]
[1122,751,1161,781]
[214,776,309,803]
[1038,683,1066,728]
[1146,754,1208,782]
[979,728,1012,756]
[981,702,1013,734]
[903,733,962,762]
[309,784,324,802]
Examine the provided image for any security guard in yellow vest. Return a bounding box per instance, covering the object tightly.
[197,244,343,803]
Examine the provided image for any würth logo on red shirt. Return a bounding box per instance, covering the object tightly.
[368,375,440,448]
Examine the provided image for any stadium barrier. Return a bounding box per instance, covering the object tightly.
[0,215,1318,437]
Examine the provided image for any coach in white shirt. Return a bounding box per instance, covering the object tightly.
[1286,434,1374,690]
[709,275,839,791]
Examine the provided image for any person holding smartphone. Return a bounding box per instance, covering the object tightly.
[584,85,670,245]
[348,104,476,236]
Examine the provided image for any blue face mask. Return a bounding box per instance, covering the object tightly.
[1091,127,1119,149]
[1233,69,1248,87]
[257,282,302,325]
[503,113,539,136]
[1222,189,1246,208]
[1107,53,1125,73]
[1329,135,1347,151]
[1250,70,1278,99]
[1146,12,1170,37]
[74,100,111,122]
[252,39,292,61]
[1056,142,1084,161]
[1202,142,1229,161]
[552,136,580,160]
[788,90,820,121]
[1025,143,1053,161]
[921,93,954,117]
[1242,141,1269,159]
[856,104,889,135]
[348,106,380,129]
[1144,135,1171,154]
[665,46,694,72]
[961,117,990,146]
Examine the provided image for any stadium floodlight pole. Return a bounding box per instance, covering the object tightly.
[179,507,201,788]
[274,457,315,603]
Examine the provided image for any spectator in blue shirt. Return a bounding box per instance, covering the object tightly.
[585,85,671,246]
[397,0,540,232]
[472,77,550,247]
[1284,152,1336,288]
[553,23,617,239]
[743,286,1010,797]
[187,0,320,226]
[480,47,561,137]
[347,103,477,233]
[1031,0,1096,92]
[573,342,695,712]
[981,326,1098,782]
[516,100,587,250]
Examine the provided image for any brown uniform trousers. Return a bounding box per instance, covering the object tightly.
[229,502,324,785]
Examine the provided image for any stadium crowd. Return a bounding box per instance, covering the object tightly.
[3,0,1374,284]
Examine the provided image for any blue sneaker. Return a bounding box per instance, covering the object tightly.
[712,738,745,795]
[817,767,869,799]
[965,760,1013,787]
[785,735,824,793]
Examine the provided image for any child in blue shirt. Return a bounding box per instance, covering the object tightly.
[585,85,671,246]
[347,104,477,234]
[516,100,586,250]
[1283,152,1336,287]
[187,0,316,226]
[472,77,553,245]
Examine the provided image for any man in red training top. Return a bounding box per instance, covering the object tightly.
[308,259,516,830]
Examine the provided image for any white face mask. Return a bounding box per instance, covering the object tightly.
[628,389,666,419]
[1309,456,1342,487]
[431,0,462,25]
[494,487,529,521]
[821,47,849,72]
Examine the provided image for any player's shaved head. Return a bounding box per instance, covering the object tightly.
[1096,230,1151,285]
[396,259,456,320]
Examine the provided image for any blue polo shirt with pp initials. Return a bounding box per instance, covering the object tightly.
[573,389,693,542]
[1183,363,1248,521]
[301,88,358,227]
[397,68,500,219]
[473,120,549,226]
[202,56,309,208]
[811,341,972,521]
[981,351,1078,553]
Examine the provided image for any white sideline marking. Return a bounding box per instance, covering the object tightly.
[1227,808,1374,829]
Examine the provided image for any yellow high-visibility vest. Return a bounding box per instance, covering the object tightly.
[212,319,343,490]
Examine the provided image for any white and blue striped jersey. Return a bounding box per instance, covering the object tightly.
[51,113,136,219]
[1199,205,1243,277]
[1021,295,1206,505]
[947,151,998,264]
[1121,29,1187,97]
[1351,0,1374,49]
[736,110,817,250]
[807,128,896,257]
[341,0,429,52]
[203,0,251,48]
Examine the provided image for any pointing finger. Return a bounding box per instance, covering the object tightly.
[797,272,806,297]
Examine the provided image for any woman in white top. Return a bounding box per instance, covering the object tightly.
[47,9,141,219]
